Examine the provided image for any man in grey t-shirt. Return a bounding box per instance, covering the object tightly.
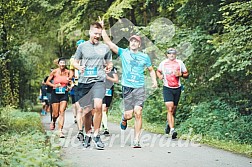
[73,22,113,150]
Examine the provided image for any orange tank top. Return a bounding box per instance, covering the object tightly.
[53,69,69,87]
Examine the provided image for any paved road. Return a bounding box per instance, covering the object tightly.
[41,108,252,167]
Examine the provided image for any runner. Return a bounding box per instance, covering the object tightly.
[156,48,189,139]
[39,79,49,115]
[73,22,113,149]
[101,66,119,135]
[46,68,54,121]
[101,19,157,148]
[69,39,85,141]
[69,77,77,123]
[46,58,71,138]
[43,69,54,118]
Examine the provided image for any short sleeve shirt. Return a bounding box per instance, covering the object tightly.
[74,41,112,84]
[118,48,152,88]
[105,67,117,89]
[158,59,187,88]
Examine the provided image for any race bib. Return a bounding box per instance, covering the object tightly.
[43,96,48,100]
[105,89,112,96]
[84,67,98,77]
[55,87,66,94]
[126,73,140,83]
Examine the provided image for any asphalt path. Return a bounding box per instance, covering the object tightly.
[41,108,252,167]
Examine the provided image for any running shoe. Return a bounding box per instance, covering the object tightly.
[103,129,109,135]
[41,110,46,115]
[170,130,178,139]
[59,131,65,138]
[83,135,92,148]
[93,135,105,150]
[133,140,141,148]
[120,118,127,130]
[77,131,84,141]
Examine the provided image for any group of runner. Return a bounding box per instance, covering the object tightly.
[41,18,189,149]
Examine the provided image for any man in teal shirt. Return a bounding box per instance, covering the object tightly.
[101,22,157,148]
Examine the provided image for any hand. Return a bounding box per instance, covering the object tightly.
[53,83,61,88]
[104,63,113,73]
[66,86,71,92]
[98,16,104,28]
[56,83,61,88]
[174,71,181,77]
[79,66,85,73]
[104,66,111,73]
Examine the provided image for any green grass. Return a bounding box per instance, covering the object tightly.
[0,107,64,167]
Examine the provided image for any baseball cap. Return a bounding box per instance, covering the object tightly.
[167,48,177,54]
[76,39,85,46]
[129,35,141,43]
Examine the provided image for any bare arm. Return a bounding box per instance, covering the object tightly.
[156,70,163,80]
[148,66,158,88]
[73,59,85,73]
[174,70,189,78]
[46,70,56,88]
[102,29,119,55]
[69,69,74,79]
[181,71,189,78]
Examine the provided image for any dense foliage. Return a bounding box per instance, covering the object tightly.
[0,107,63,166]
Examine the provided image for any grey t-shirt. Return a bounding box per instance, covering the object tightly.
[105,67,117,89]
[75,41,112,84]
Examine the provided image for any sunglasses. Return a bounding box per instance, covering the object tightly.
[167,50,177,54]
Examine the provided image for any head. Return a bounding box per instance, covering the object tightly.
[89,22,103,44]
[129,35,141,51]
[58,58,66,70]
[166,48,177,60]
[76,39,85,47]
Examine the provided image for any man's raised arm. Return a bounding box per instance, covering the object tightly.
[100,19,119,55]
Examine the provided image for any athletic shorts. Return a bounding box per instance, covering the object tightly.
[163,86,181,105]
[51,89,69,104]
[102,86,114,107]
[76,82,106,108]
[46,93,52,104]
[70,85,78,104]
[103,95,113,108]
[122,86,145,111]
[42,97,49,105]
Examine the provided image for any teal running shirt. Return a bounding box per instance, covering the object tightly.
[118,48,152,88]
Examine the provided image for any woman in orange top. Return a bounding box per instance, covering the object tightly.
[46,58,71,138]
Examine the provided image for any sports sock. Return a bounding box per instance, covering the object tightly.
[102,111,108,130]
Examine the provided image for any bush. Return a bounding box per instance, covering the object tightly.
[0,107,11,133]
[0,107,63,167]
[142,88,167,124]
[178,100,252,144]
